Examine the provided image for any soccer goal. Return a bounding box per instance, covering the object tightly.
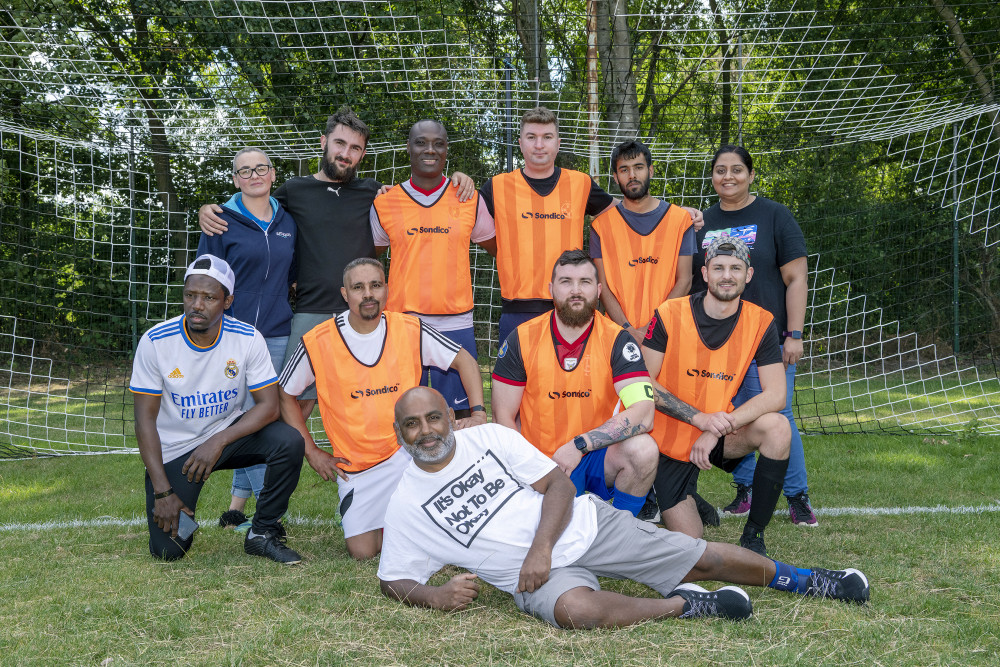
[2,1,999,457]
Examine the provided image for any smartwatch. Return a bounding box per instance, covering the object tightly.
[573,435,588,453]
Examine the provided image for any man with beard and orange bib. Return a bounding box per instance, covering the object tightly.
[491,250,658,517]
[642,236,790,557]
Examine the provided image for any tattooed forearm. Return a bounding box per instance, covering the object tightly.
[653,386,698,423]
[584,416,649,451]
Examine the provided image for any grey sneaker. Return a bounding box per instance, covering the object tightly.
[244,529,301,564]
[804,568,870,604]
[788,492,819,527]
[669,583,753,620]
[722,483,752,516]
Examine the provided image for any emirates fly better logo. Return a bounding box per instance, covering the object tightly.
[350,383,401,399]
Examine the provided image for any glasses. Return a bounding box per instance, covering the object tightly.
[234,164,272,179]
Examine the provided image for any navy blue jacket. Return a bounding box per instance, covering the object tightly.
[197,194,297,338]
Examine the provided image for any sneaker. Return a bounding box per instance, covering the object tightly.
[722,483,752,516]
[244,530,302,564]
[669,583,753,620]
[219,509,248,528]
[804,568,870,604]
[692,492,720,527]
[788,492,819,527]
[637,489,660,523]
[739,529,767,557]
[235,515,287,537]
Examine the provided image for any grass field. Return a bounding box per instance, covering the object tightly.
[2,433,999,666]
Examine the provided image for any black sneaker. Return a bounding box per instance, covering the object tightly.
[788,492,819,527]
[669,583,753,620]
[739,529,767,557]
[804,568,870,604]
[244,529,302,564]
[637,489,660,523]
[692,492,720,527]
[722,483,752,516]
[219,509,248,528]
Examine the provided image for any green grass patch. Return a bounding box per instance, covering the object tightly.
[1,434,999,665]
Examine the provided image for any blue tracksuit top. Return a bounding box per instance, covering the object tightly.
[196,193,297,338]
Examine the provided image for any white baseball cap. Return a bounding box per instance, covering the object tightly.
[184,254,236,295]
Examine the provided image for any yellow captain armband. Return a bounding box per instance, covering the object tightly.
[619,381,654,409]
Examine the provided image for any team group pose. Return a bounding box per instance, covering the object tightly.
[131,106,866,628]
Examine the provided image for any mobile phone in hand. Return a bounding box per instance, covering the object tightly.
[177,511,199,540]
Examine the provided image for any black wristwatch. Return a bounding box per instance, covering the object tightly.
[573,435,588,453]
[470,404,486,413]
[782,330,803,340]
[154,488,174,500]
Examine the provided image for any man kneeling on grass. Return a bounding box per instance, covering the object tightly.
[130,254,304,564]
[378,387,870,628]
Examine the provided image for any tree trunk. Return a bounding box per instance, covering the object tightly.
[512,0,552,92]
[709,0,732,146]
[930,0,994,105]
[606,0,640,136]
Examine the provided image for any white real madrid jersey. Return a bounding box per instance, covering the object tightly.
[129,314,277,463]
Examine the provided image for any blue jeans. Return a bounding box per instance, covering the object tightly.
[730,347,808,497]
[233,335,288,500]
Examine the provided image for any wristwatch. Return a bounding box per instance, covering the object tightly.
[154,488,174,500]
[782,330,803,339]
[573,435,588,453]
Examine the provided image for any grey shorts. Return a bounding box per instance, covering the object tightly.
[282,311,338,400]
[513,498,707,628]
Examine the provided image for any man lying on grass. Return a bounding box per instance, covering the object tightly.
[130,254,305,564]
[378,387,869,628]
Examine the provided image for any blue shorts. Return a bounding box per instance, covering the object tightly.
[422,326,478,411]
[569,448,611,501]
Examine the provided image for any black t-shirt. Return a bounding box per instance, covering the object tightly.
[274,175,382,314]
[479,167,614,218]
[493,313,648,385]
[642,292,782,367]
[693,196,806,338]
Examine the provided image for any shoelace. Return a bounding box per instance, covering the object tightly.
[680,597,718,618]
[808,572,840,598]
[789,496,811,517]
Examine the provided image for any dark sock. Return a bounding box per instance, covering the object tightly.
[612,486,646,517]
[744,454,788,533]
[768,559,813,593]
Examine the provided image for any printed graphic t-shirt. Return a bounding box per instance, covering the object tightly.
[377,423,598,594]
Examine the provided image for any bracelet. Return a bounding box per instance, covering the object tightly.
[154,488,174,500]
[470,405,486,413]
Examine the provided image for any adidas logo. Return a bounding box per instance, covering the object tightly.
[167,368,184,379]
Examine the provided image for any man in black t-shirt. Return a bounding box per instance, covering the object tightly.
[198,107,380,420]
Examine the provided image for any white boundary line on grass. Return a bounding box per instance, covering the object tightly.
[2,504,999,532]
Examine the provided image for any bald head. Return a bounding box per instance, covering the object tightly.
[394,386,448,423]
[393,387,457,470]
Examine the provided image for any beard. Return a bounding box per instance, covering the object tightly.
[708,280,745,302]
[320,153,358,183]
[358,298,381,320]
[555,294,598,328]
[622,175,651,201]
[400,426,457,465]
